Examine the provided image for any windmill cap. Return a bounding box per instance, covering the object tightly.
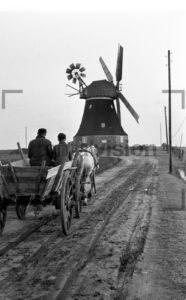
[83,80,117,99]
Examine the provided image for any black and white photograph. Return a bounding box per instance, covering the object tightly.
[0,0,186,299]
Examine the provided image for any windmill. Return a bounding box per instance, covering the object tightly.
[66,44,139,148]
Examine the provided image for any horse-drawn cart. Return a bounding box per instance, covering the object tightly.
[0,158,81,236]
[0,145,98,236]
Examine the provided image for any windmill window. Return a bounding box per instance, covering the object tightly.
[89,104,92,109]
[101,123,105,128]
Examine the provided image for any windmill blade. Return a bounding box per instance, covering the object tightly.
[66,68,72,74]
[118,92,139,123]
[80,73,86,77]
[70,63,75,70]
[116,98,121,123]
[72,77,77,84]
[116,44,123,82]
[75,63,81,69]
[99,57,114,82]
[79,66,86,72]
[67,74,73,80]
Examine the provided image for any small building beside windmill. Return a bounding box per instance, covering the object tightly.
[73,79,128,148]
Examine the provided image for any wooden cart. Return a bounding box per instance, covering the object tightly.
[0,158,81,236]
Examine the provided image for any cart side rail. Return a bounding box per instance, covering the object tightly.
[0,164,49,196]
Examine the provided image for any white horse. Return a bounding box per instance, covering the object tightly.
[74,145,99,204]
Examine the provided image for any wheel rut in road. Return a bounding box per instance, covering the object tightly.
[57,159,158,300]
[0,157,158,300]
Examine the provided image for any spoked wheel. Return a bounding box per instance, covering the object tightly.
[75,174,84,218]
[15,196,30,220]
[60,171,74,235]
[0,198,7,235]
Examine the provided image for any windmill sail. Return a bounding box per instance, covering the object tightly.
[116,45,123,82]
[99,57,114,83]
[115,45,123,123]
[118,92,139,123]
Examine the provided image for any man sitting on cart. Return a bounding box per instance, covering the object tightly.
[53,133,71,166]
[28,128,53,166]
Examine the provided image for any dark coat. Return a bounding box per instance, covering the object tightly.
[53,141,69,166]
[28,135,53,166]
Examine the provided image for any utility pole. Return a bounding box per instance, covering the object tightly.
[164,106,169,152]
[168,50,172,173]
[162,53,185,168]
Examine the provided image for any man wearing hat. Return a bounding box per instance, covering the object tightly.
[28,128,53,166]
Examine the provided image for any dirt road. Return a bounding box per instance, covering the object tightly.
[126,151,186,300]
[0,155,158,300]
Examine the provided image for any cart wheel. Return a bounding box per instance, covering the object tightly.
[75,175,83,218]
[0,198,7,235]
[60,171,74,235]
[15,196,30,220]
[90,170,96,194]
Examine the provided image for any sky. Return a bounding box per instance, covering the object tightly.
[0,0,186,149]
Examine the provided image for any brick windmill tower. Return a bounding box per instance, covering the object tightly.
[66,45,139,148]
